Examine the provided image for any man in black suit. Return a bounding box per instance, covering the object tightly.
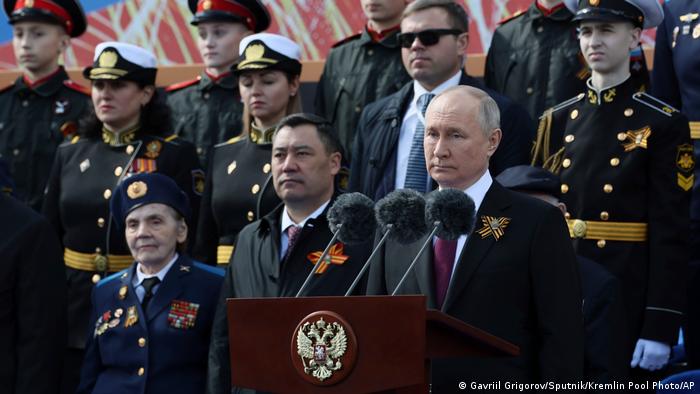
[366,86,584,390]
[0,192,66,394]
[349,0,534,201]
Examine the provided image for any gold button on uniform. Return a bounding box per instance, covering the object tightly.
[196,147,203,155]
[355,106,362,113]
[565,212,571,219]
[126,145,135,154]
[114,166,123,177]
[537,26,544,33]
[367,49,374,56]
[565,134,575,143]
[251,184,260,194]
[137,367,145,376]
[526,87,534,95]
[617,132,626,141]
[597,240,607,248]
[610,157,620,167]
[203,92,210,100]
[603,184,613,193]
[600,211,609,220]
[624,108,634,117]
[561,184,569,194]
[562,158,571,168]
[92,274,101,284]
[570,109,579,120]
[138,338,146,347]
[103,189,112,199]
[247,211,254,221]
[95,247,102,254]
[97,217,105,228]
[263,163,271,174]
[13,148,20,156]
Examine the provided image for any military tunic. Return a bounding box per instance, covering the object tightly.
[486,3,650,120]
[166,72,244,169]
[42,128,204,349]
[532,77,692,353]
[315,28,411,161]
[194,125,281,265]
[77,256,223,394]
[651,0,700,367]
[0,67,91,210]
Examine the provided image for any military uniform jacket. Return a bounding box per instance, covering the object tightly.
[0,67,90,210]
[42,130,204,349]
[652,0,700,247]
[194,130,281,265]
[77,255,224,394]
[315,28,411,161]
[0,194,66,394]
[166,72,244,169]
[532,77,692,348]
[206,198,372,394]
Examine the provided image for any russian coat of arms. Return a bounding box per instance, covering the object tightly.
[296,317,348,382]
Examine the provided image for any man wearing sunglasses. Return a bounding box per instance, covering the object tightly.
[349,0,534,201]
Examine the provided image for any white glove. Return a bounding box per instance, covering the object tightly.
[630,338,671,371]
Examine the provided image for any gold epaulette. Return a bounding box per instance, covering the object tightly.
[70,135,81,144]
[632,93,678,117]
[531,93,584,172]
[215,134,246,148]
[164,134,178,142]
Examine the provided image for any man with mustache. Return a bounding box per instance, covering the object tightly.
[206,113,371,394]
[0,0,91,211]
[349,0,534,201]
[532,0,692,376]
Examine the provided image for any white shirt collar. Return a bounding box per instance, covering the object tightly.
[135,253,178,285]
[439,169,492,214]
[411,70,462,109]
[280,199,331,233]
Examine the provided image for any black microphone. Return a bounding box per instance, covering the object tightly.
[295,193,376,297]
[344,189,428,296]
[391,188,476,296]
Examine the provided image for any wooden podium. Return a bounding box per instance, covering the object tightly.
[226,295,518,393]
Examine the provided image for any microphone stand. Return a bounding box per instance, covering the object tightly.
[344,224,393,296]
[295,224,342,297]
[391,222,440,296]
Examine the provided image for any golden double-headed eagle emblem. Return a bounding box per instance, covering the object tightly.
[296,317,348,382]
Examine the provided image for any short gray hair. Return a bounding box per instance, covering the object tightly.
[431,85,500,136]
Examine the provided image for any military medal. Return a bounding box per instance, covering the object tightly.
[124,306,139,328]
[108,318,120,328]
[673,26,680,47]
[118,285,128,300]
[306,243,349,274]
[79,159,90,173]
[131,158,157,173]
[694,24,700,39]
[144,140,162,159]
[168,300,200,329]
[476,216,511,241]
[115,308,124,318]
[621,126,651,152]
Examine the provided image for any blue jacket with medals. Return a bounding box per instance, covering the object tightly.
[77,254,223,394]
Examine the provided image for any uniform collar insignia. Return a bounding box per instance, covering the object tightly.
[249,123,275,145]
[307,243,349,274]
[679,13,699,23]
[622,126,651,151]
[179,264,190,272]
[476,216,511,241]
[102,124,139,146]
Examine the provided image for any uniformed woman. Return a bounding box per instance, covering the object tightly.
[42,42,203,393]
[194,33,302,265]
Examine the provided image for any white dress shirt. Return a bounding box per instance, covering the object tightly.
[395,71,463,190]
[279,200,331,259]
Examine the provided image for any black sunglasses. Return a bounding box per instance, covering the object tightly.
[397,29,464,48]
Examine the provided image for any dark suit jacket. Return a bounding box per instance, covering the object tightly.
[77,255,224,394]
[367,181,584,387]
[0,194,66,394]
[349,72,534,201]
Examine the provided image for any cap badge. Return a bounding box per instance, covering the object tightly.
[589,0,599,6]
[245,44,265,61]
[25,0,34,7]
[202,0,212,10]
[127,181,148,199]
[98,50,118,68]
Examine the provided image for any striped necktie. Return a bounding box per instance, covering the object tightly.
[404,93,435,192]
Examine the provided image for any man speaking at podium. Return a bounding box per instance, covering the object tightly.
[366,86,584,390]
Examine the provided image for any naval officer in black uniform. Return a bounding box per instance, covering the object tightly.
[166,0,270,169]
[0,0,91,211]
[532,0,692,374]
[42,41,203,393]
[78,173,223,394]
[194,33,303,265]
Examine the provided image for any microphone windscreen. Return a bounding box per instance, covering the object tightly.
[327,192,377,244]
[375,189,428,244]
[425,188,476,240]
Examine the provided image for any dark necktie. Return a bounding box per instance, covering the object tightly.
[404,93,435,192]
[141,277,161,311]
[433,237,457,308]
[284,225,302,260]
